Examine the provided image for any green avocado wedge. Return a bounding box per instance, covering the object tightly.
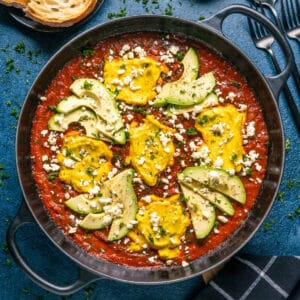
[70,78,123,129]
[153,71,216,107]
[65,194,103,215]
[104,169,138,241]
[80,212,112,230]
[182,166,246,204]
[180,184,216,239]
[178,173,235,216]
[152,47,199,107]
[78,169,138,240]
[49,78,126,144]
[48,107,99,138]
[167,93,219,116]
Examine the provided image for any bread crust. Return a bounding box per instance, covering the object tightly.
[0,0,27,9]
[1,0,98,27]
[24,0,98,27]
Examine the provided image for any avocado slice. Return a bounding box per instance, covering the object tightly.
[154,72,216,107]
[78,169,138,240]
[50,78,126,144]
[153,47,199,107]
[178,173,235,216]
[80,212,112,230]
[70,78,123,129]
[179,47,199,82]
[65,194,103,214]
[105,169,138,241]
[56,95,97,114]
[180,184,215,239]
[183,166,246,204]
[167,93,219,115]
[48,108,99,138]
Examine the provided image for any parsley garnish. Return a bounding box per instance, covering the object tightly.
[186,127,197,136]
[81,49,95,58]
[108,8,127,19]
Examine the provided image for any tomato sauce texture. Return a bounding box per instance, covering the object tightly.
[30,32,268,268]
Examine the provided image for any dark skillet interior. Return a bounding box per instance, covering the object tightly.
[16,15,284,283]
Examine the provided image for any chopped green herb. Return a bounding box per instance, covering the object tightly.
[165,4,173,15]
[277,191,285,203]
[10,108,19,120]
[86,166,94,176]
[14,41,26,54]
[108,8,127,19]
[1,172,9,180]
[148,234,154,244]
[6,58,14,73]
[48,105,57,112]
[196,115,209,125]
[285,138,291,152]
[47,172,59,181]
[245,167,252,176]
[264,219,275,231]
[186,127,198,136]
[83,80,93,89]
[199,16,205,21]
[231,153,238,161]
[176,51,185,61]
[159,225,167,237]
[81,49,95,58]
[84,286,94,298]
[287,205,300,219]
[6,258,12,267]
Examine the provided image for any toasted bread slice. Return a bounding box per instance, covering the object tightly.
[0,0,27,8]
[24,0,98,27]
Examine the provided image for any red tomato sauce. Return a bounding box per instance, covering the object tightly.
[30,32,268,268]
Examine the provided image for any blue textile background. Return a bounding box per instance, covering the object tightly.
[0,0,299,299]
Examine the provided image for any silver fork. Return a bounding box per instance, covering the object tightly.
[248,4,300,131]
[281,0,300,42]
[253,0,281,26]
[253,0,300,93]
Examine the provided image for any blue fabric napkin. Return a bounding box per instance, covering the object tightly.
[195,255,300,300]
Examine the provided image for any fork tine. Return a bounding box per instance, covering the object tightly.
[294,0,300,24]
[256,4,270,36]
[289,0,297,27]
[281,0,298,29]
[281,0,289,30]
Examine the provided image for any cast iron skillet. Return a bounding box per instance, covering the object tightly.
[7,4,293,295]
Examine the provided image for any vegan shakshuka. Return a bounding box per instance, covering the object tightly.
[30,32,268,267]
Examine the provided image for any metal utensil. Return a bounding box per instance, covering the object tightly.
[253,0,300,95]
[248,3,300,131]
[253,0,280,25]
[281,0,300,42]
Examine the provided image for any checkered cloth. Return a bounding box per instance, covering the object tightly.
[194,255,300,300]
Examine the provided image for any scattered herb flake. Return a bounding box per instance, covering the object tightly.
[165,4,173,15]
[186,127,198,136]
[285,138,291,152]
[264,219,275,231]
[14,41,26,54]
[108,8,127,19]
[81,49,95,58]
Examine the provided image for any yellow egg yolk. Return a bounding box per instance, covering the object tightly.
[57,132,113,193]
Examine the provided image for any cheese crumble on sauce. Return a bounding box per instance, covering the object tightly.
[30,33,269,268]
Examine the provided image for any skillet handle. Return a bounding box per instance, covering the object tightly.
[6,201,101,296]
[201,4,294,99]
